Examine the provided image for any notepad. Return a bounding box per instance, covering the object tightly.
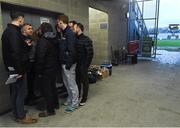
[5,74,18,85]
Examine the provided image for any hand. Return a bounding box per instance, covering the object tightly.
[25,39,32,46]
[16,74,23,79]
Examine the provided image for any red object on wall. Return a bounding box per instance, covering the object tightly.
[128,40,139,54]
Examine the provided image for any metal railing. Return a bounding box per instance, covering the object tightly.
[128,0,160,57]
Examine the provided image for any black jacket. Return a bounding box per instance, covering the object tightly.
[58,26,77,69]
[1,24,29,74]
[35,32,59,76]
[21,35,37,63]
[76,33,94,67]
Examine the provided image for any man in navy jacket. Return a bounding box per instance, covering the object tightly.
[57,14,79,113]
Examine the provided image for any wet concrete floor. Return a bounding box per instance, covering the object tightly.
[0,50,180,127]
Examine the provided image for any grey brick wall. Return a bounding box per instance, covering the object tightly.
[89,0,129,60]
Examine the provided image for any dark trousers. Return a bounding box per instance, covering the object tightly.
[10,76,26,119]
[76,64,89,103]
[26,63,36,100]
[39,72,59,113]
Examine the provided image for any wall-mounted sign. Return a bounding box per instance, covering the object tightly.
[100,22,108,30]
[40,17,50,24]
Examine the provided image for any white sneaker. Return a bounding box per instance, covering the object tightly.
[63,101,70,106]
[79,102,86,106]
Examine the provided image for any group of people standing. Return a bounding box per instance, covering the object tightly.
[1,11,93,124]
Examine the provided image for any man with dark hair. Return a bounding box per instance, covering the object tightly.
[57,15,69,24]
[57,15,79,113]
[75,23,94,106]
[69,20,77,26]
[77,23,84,32]
[1,12,37,124]
[68,20,77,33]
[35,22,59,117]
[10,11,24,22]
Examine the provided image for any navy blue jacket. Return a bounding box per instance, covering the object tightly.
[59,26,77,69]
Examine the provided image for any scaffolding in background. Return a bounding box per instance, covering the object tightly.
[128,0,160,58]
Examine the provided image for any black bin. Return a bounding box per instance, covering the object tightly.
[126,54,137,64]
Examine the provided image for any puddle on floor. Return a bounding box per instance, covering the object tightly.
[154,50,180,65]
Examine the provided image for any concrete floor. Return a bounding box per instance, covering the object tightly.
[1,50,180,127]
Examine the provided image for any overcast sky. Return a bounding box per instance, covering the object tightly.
[138,0,180,28]
[159,0,180,27]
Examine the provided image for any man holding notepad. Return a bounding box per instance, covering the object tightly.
[1,11,37,124]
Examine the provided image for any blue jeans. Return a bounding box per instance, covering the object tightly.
[62,64,79,107]
[10,75,26,119]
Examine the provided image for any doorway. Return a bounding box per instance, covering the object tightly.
[157,0,180,51]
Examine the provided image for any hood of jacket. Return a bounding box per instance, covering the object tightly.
[43,32,56,40]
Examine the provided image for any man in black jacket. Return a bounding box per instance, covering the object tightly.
[35,22,59,117]
[21,23,37,105]
[1,12,37,124]
[57,15,79,113]
[75,23,94,106]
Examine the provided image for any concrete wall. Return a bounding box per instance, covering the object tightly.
[89,7,108,64]
[0,0,89,114]
[0,0,89,33]
[89,0,129,59]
